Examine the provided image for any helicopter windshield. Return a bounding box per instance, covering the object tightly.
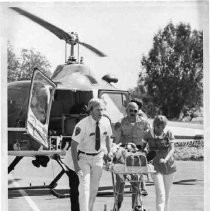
[30,84,50,124]
[100,91,129,123]
[27,69,56,149]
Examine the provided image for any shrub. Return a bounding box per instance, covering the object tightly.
[174,139,204,161]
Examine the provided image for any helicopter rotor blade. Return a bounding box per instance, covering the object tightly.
[78,41,107,57]
[10,7,72,42]
[10,7,107,57]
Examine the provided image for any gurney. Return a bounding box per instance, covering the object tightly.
[104,144,155,211]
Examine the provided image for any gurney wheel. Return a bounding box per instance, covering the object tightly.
[133,205,146,211]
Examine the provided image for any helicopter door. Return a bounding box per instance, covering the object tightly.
[98,90,130,123]
[27,69,56,149]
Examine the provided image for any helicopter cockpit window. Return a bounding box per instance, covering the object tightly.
[100,91,129,123]
[8,83,31,127]
[27,69,56,149]
[30,85,49,124]
[49,90,92,137]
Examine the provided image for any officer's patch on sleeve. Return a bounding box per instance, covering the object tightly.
[75,127,81,136]
[114,122,121,130]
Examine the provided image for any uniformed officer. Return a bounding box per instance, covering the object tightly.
[114,102,150,210]
[71,98,112,211]
[130,98,147,119]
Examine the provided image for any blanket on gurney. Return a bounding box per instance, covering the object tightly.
[104,143,155,174]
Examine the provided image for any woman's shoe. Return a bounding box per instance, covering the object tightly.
[141,189,148,196]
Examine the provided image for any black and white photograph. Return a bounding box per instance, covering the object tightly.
[1,1,209,211]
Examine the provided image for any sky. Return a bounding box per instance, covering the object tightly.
[6,1,208,90]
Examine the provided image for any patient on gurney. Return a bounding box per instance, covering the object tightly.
[104,143,155,211]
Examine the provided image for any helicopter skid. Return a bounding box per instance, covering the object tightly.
[8,150,66,157]
[8,153,71,198]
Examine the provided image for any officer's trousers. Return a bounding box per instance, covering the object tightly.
[68,168,80,211]
[78,152,104,211]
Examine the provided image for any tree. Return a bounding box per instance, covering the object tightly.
[8,44,52,82]
[141,22,203,119]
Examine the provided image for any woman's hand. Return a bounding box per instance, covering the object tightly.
[103,153,112,163]
[159,158,167,163]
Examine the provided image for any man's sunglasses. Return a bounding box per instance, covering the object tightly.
[129,109,138,113]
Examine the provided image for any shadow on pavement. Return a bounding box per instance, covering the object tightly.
[8,188,70,199]
[173,179,203,185]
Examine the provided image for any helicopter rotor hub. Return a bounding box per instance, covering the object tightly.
[68,32,79,45]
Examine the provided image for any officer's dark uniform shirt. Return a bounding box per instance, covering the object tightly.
[114,115,150,147]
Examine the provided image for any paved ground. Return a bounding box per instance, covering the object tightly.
[8,157,204,211]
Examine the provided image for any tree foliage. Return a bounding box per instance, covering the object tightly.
[141,22,203,119]
[8,43,52,82]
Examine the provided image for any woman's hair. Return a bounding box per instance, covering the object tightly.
[153,115,168,127]
[87,98,105,112]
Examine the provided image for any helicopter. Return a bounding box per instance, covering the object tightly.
[8,7,130,195]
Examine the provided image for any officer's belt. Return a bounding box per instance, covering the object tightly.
[78,150,101,156]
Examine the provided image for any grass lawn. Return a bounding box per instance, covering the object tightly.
[148,118,203,129]
[167,119,203,129]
